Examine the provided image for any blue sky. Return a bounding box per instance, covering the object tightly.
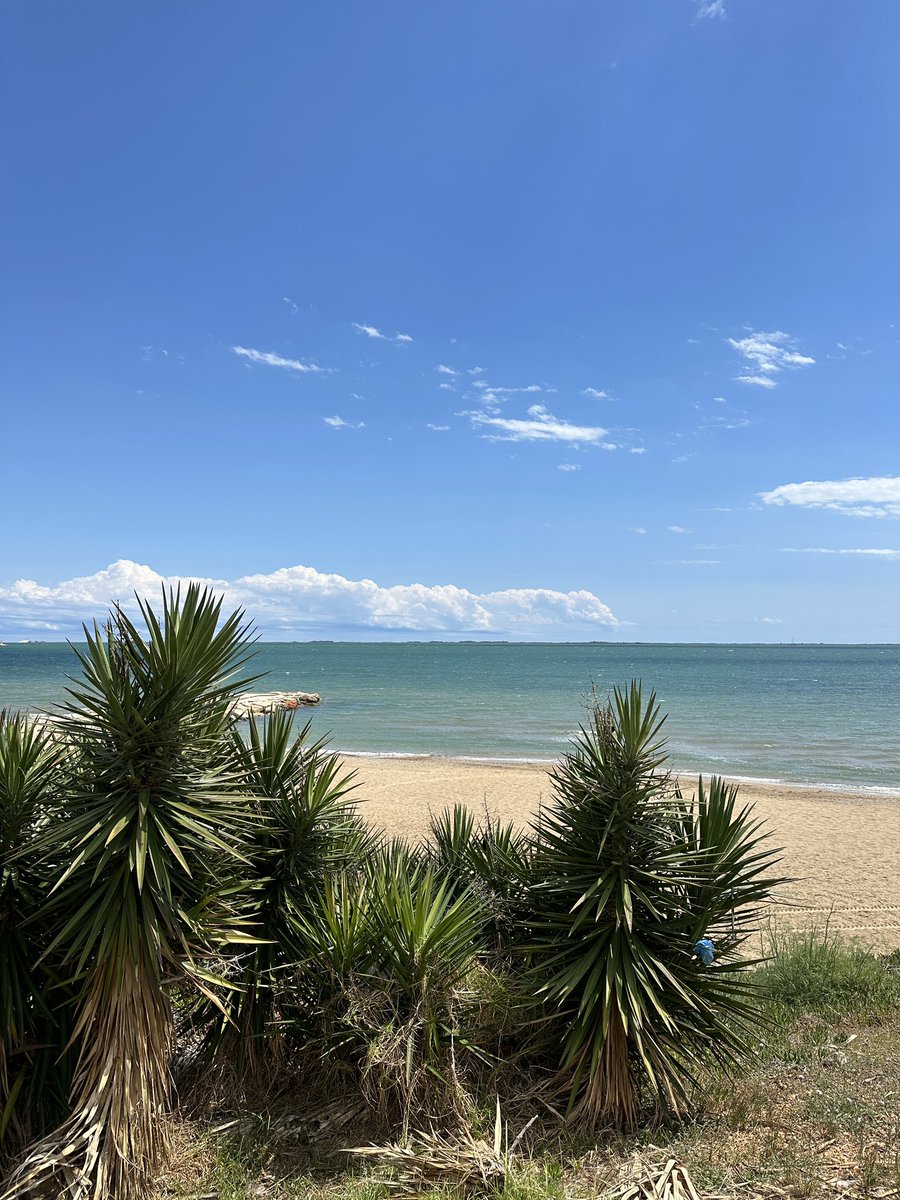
[2,0,899,641]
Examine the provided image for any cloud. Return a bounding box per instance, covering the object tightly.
[232,346,326,374]
[323,415,365,430]
[436,364,458,376]
[426,423,450,432]
[783,547,900,559]
[695,0,726,17]
[756,616,784,624]
[668,525,691,534]
[761,476,900,519]
[659,560,721,566]
[631,527,647,535]
[482,384,548,396]
[728,330,814,387]
[353,323,413,344]
[467,404,611,445]
[581,387,611,399]
[629,447,647,455]
[282,296,299,315]
[0,560,620,639]
[557,463,580,472]
[735,374,777,389]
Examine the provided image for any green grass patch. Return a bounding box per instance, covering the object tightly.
[758,927,900,1018]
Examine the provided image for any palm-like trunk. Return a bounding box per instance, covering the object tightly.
[3,952,169,1200]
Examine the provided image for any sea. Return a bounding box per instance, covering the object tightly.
[1,641,899,793]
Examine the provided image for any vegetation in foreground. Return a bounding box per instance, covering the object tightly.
[156,935,900,1199]
[1,587,892,1200]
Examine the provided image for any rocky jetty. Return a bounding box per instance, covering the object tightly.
[229,690,321,719]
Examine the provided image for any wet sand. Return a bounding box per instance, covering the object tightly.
[345,755,900,950]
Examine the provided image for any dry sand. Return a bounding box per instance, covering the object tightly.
[345,755,900,950]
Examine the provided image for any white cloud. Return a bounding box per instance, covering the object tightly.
[629,447,647,455]
[486,384,548,396]
[324,415,366,430]
[468,405,611,445]
[735,374,777,389]
[631,527,647,535]
[783,547,900,559]
[761,476,900,519]
[232,346,326,374]
[436,364,458,376]
[582,387,611,399]
[439,383,455,391]
[668,525,691,534]
[557,463,580,472]
[353,323,412,344]
[696,0,726,17]
[0,560,620,639]
[426,423,450,432]
[757,617,784,624]
[728,330,814,387]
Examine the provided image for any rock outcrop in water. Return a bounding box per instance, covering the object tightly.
[23,690,321,733]
[229,691,321,719]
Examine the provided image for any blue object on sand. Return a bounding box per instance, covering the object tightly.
[693,937,715,965]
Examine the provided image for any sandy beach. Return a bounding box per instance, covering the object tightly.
[346,755,900,950]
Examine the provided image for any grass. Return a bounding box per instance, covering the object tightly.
[156,933,900,1199]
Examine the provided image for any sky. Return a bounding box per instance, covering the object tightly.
[2,0,899,642]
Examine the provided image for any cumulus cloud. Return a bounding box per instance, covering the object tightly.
[426,423,450,432]
[557,463,580,472]
[728,330,814,387]
[696,0,726,17]
[232,346,327,374]
[581,387,611,399]
[467,405,611,445]
[0,560,620,639]
[323,415,365,430]
[761,476,900,519]
[436,364,458,376]
[668,525,691,534]
[353,323,412,343]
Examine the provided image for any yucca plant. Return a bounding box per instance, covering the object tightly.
[427,804,533,956]
[1,587,258,1200]
[0,714,72,1162]
[361,860,488,1129]
[186,709,364,1080]
[294,854,487,1131]
[530,682,783,1130]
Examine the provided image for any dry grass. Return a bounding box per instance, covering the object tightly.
[154,997,900,1200]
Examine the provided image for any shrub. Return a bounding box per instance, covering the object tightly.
[426,804,533,957]
[185,709,364,1081]
[529,682,783,1129]
[0,713,73,1161]
[2,588,258,1200]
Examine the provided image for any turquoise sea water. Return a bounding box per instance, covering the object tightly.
[1,642,899,792]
